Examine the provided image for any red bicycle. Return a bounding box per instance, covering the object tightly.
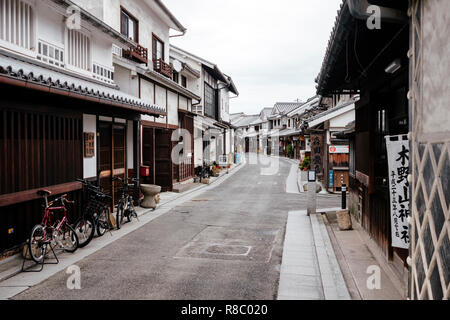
[28,190,79,264]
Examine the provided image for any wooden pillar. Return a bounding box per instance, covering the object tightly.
[133,119,140,205]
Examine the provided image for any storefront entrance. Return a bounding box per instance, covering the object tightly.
[98,121,127,209]
[142,126,174,192]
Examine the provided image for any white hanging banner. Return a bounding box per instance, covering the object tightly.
[385,135,410,249]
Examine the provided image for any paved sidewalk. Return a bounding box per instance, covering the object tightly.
[324,212,406,300]
[277,210,350,300]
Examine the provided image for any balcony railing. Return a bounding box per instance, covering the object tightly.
[123,44,148,64]
[153,58,173,78]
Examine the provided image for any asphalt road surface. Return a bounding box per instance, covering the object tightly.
[13,156,341,300]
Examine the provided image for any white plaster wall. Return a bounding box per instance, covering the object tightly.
[114,65,139,97]
[83,114,97,178]
[36,4,65,47]
[168,91,178,125]
[155,84,167,110]
[140,79,155,105]
[72,0,105,20]
[102,0,171,66]
[34,1,114,73]
[179,95,188,111]
[329,109,355,129]
[194,117,204,166]
[91,32,113,69]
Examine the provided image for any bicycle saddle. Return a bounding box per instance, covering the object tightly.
[37,189,52,197]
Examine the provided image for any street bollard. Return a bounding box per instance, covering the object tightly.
[341,183,347,209]
[307,170,317,216]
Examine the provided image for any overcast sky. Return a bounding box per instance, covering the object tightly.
[164,0,342,115]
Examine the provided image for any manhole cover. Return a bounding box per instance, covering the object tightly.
[175,227,279,262]
[203,244,251,256]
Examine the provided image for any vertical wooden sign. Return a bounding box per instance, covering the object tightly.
[84,132,95,158]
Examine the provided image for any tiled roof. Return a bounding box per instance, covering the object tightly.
[273,102,304,115]
[306,97,357,123]
[0,53,165,116]
[315,0,347,95]
[261,107,273,118]
[232,115,260,127]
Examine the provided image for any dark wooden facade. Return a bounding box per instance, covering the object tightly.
[314,0,410,266]
[0,83,143,253]
[0,86,84,253]
[141,111,195,192]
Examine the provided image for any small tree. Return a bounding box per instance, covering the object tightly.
[286,144,293,158]
[299,156,311,171]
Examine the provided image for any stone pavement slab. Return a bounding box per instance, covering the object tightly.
[278,209,351,300]
[277,211,324,300]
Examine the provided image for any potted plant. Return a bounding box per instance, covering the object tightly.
[299,156,311,171]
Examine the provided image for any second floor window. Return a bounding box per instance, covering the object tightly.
[152,34,164,61]
[67,29,90,71]
[181,75,187,88]
[173,70,179,83]
[0,0,34,50]
[204,82,218,120]
[121,9,138,42]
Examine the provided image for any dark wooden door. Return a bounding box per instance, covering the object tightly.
[112,125,126,206]
[155,129,173,192]
[99,122,112,202]
[142,127,154,184]
[98,122,126,209]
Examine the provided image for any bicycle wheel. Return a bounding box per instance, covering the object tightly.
[74,216,95,248]
[127,197,137,222]
[55,223,79,253]
[96,206,110,236]
[116,200,125,229]
[28,224,46,263]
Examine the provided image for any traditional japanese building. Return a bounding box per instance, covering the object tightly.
[0,0,166,252]
[315,0,410,294]
[170,45,239,168]
[316,0,450,299]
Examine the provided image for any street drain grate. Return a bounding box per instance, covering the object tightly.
[191,198,212,202]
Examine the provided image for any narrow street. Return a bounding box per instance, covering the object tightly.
[11,157,341,300]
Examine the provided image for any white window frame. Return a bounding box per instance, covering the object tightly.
[64,26,92,77]
[0,0,37,58]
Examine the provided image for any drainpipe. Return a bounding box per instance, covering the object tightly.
[347,0,408,23]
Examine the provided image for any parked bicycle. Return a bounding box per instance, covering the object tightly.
[195,162,212,182]
[28,190,79,264]
[74,179,100,247]
[75,179,114,244]
[113,176,139,229]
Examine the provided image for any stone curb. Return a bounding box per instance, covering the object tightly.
[310,213,351,300]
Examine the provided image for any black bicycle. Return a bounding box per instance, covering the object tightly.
[113,176,139,229]
[195,162,212,182]
[75,179,113,241]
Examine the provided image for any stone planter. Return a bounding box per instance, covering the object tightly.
[140,184,161,209]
